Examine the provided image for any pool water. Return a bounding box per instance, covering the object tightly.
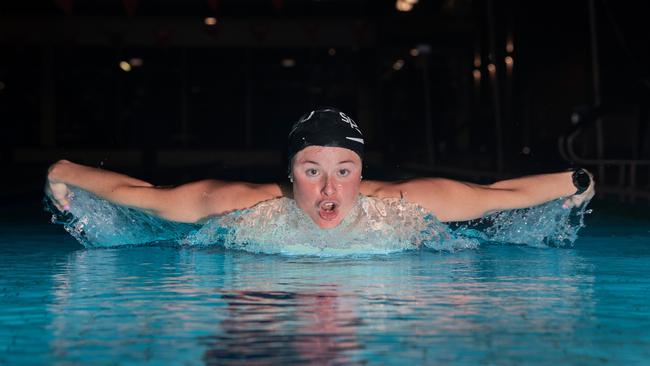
[1,203,650,365]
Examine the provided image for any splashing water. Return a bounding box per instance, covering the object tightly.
[184,195,475,255]
[46,187,591,255]
[45,188,197,248]
[452,200,591,247]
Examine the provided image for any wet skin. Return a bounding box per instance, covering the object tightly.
[290,146,362,229]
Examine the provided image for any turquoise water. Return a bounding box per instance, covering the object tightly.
[1,199,649,365]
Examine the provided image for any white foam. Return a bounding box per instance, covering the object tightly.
[47,187,591,255]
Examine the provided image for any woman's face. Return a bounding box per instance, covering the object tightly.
[291,146,362,229]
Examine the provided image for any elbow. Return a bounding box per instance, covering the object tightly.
[47,159,73,180]
[51,159,72,168]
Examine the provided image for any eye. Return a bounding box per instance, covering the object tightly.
[338,169,350,177]
[306,168,319,177]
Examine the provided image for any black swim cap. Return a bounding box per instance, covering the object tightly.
[287,108,364,161]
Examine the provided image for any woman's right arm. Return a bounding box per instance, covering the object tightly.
[45,160,284,223]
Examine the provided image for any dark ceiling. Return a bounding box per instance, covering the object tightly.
[1,0,472,19]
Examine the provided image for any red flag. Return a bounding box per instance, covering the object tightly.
[207,0,220,12]
[54,0,73,14]
[122,0,139,17]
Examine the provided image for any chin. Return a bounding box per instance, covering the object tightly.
[313,217,343,229]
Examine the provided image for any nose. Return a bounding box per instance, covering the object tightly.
[321,174,337,196]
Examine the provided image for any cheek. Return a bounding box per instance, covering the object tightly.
[293,178,318,198]
[341,180,361,199]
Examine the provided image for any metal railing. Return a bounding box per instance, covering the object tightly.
[559,123,650,203]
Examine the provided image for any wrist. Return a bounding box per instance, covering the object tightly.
[571,168,591,195]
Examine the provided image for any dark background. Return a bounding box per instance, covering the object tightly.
[1,0,649,204]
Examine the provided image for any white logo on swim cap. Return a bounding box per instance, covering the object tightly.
[289,110,315,136]
[339,112,362,135]
[346,137,364,144]
[299,110,315,123]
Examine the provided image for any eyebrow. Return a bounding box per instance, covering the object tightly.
[300,160,321,165]
[297,159,356,165]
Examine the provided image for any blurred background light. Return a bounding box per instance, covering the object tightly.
[119,61,132,72]
[281,58,296,68]
[506,37,514,53]
[396,1,413,12]
[415,44,431,54]
[473,69,481,81]
[129,57,143,67]
[474,54,482,68]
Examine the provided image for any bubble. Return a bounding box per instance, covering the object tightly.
[46,187,593,255]
[455,199,592,248]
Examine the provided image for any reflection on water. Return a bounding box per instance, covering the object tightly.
[4,206,650,365]
[5,212,649,365]
[201,289,362,365]
[38,244,605,365]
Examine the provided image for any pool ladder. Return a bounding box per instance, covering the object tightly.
[559,108,650,203]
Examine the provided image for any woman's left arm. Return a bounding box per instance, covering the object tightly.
[361,170,595,222]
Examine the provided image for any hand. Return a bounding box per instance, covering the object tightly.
[45,180,72,212]
[563,169,595,209]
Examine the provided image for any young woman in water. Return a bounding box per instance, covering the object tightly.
[45,108,594,228]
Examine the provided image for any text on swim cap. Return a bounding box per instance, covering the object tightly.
[290,109,363,137]
[338,112,362,135]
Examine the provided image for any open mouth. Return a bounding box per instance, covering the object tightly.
[318,201,339,220]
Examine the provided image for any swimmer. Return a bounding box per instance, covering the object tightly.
[45,108,594,227]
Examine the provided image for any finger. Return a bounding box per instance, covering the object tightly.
[52,201,64,211]
[48,191,70,211]
[59,196,70,211]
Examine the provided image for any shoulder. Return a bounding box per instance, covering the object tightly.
[200,180,286,215]
[360,178,462,199]
[360,178,488,222]
[159,180,285,221]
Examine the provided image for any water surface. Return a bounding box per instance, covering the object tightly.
[2,210,649,365]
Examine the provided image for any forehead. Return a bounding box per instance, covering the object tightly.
[293,146,361,164]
